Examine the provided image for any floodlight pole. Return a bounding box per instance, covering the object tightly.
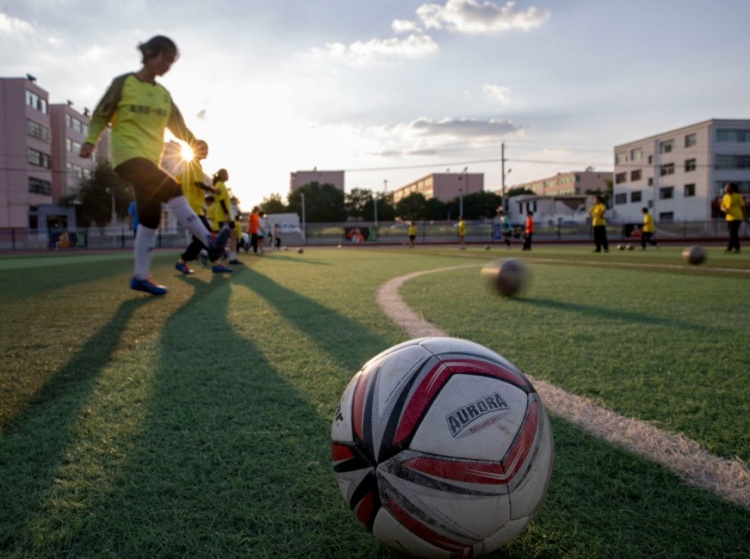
[300,192,306,244]
[501,142,506,212]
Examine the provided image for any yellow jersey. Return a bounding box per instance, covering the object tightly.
[178,159,207,214]
[213,180,232,223]
[721,193,746,221]
[642,212,654,233]
[589,203,606,226]
[86,73,195,167]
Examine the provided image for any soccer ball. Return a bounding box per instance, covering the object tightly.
[297,247,304,254]
[331,337,554,559]
[485,245,491,250]
[617,244,624,251]
[482,258,529,297]
[682,245,706,265]
[626,244,634,251]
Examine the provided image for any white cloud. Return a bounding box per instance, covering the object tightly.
[308,33,439,64]
[392,19,420,34]
[0,13,33,35]
[416,0,550,34]
[483,84,511,104]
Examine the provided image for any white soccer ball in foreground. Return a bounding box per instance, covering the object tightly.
[331,337,554,559]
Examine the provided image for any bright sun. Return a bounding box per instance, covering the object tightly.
[180,143,195,162]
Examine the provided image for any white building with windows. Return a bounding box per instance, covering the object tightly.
[612,119,750,223]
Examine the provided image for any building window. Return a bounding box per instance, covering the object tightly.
[630,147,642,161]
[27,119,51,142]
[616,152,628,164]
[660,163,675,176]
[684,184,696,197]
[614,193,627,205]
[716,129,750,143]
[28,148,51,169]
[685,158,696,172]
[631,191,642,203]
[630,169,642,181]
[648,155,653,164]
[659,212,674,221]
[660,140,674,154]
[648,177,653,186]
[28,177,52,195]
[25,90,48,114]
[685,133,697,147]
[615,172,627,184]
[715,154,750,169]
[659,187,674,200]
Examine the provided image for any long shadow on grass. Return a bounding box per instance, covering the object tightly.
[34,265,398,557]
[0,275,232,553]
[517,297,709,333]
[0,297,150,546]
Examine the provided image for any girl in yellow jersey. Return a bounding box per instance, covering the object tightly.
[720,182,747,253]
[588,194,609,253]
[80,35,229,295]
[640,207,658,249]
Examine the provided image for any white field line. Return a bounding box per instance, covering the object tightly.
[376,266,750,510]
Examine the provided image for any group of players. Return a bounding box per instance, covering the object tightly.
[80,35,269,295]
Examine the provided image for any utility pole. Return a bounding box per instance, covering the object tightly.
[501,142,506,212]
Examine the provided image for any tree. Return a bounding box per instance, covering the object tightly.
[259,193,287,215]
[345,188,372,219]
[506,186,535,197]
[287,182,346,222]
[395,192,428,221]
[64,160,131,227]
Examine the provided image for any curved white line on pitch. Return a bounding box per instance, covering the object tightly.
[376,265,750,510]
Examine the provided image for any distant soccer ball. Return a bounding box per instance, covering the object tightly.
[682,245,706,265]
[482,258,529,297]
[617,244,624,251]
[331,337,554,559]
[297,248,304,254]
[626,244,634,251]
[485,245,491,250]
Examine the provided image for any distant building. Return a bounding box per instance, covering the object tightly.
[290,169,345,193]
[506,194,589,226]
[508,170,612,197]
[392,172,484,204]
[0,76,102,231]
[612,118,750,223]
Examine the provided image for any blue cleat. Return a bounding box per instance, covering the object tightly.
[211,264,233,274]
[207,227,231,263]
[175,261,194,275]
[130,276,168,295]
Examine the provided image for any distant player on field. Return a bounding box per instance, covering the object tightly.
[640,207,658,250]
[720,182,747,253]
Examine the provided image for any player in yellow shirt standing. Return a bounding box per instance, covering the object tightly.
[174,141,221,274]
[211,169,236,270]
[80,35,229,295]
[588,195,609,253]
[408,221,417,248]
[457,217,466,249]
[640,207,658,250]
[720,182,747,253]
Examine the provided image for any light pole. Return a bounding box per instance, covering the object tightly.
[300,192,306,244]
[373,192,378,227]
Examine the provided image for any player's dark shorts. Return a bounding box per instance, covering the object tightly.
[115,158,182,229]
[409,235,416,242]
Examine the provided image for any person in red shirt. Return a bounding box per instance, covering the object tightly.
[522,210,534,251]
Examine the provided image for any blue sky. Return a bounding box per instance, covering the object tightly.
[2,0,749,209]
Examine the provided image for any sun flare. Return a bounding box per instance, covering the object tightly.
[180,143,195,162]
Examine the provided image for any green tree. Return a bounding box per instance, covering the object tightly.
[395,192,428,221]
[345,188,372,219]
[360,191,396,222]
[63,160,131,227]
[287,182,346,222]
[506,186,536,197]
[424,197,448,221]
[259,193,287,215]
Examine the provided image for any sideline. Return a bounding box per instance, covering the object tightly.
[377,266,750,510]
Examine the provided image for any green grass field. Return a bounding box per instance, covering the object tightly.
[1,245,748,558]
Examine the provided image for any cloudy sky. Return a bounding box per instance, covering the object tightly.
[3,0,749,208]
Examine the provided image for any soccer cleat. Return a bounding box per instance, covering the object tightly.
[211,264,233,274]
[228,259,244,265]
[175,261,194,275]
[130,276,168,295]
[206,227,231,263]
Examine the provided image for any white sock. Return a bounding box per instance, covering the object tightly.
[134,225,157,280]
[165,196,211,245]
